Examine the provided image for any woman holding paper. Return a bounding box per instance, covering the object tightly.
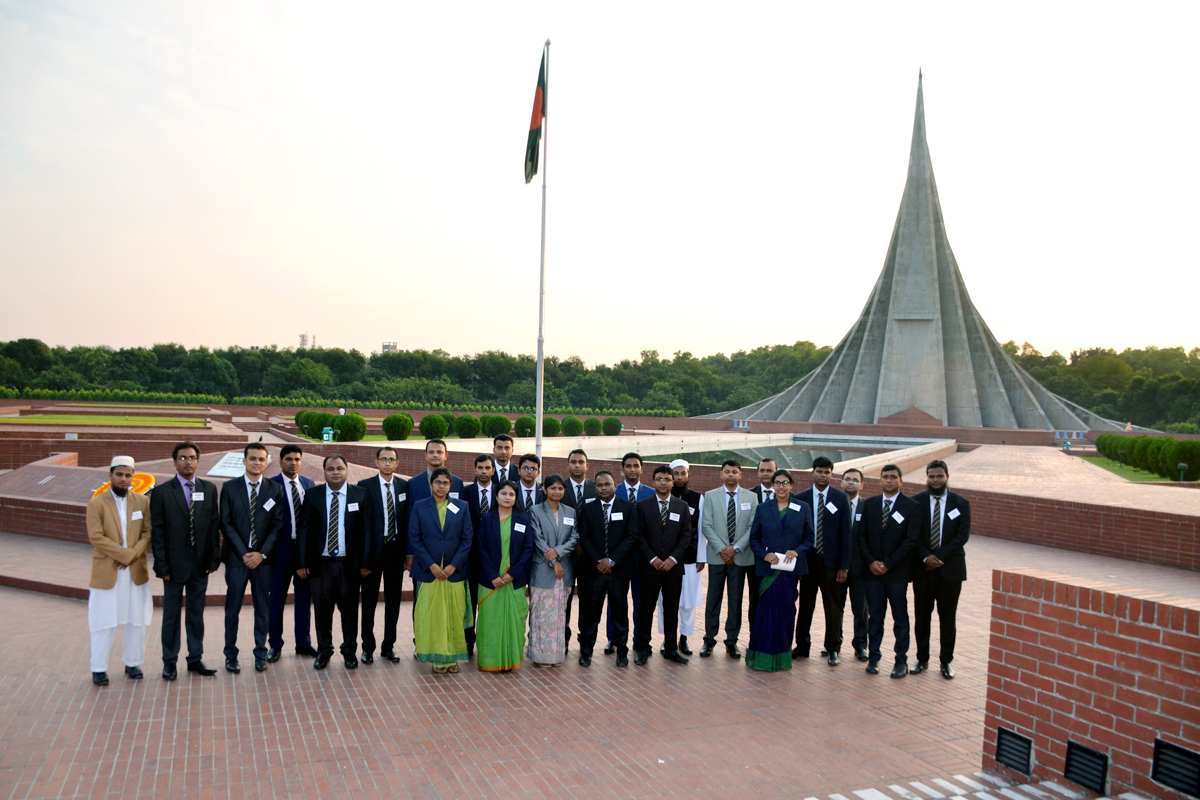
[746,469,815,672]
[410,467,474,674]
[527,474,579,667]
[474,481,534,672]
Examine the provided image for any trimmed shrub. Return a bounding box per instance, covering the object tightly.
[441,412,456,431]
[602,416,623,436]
[333,412,367,442]
[514,415,536,437]
[382,413,414,441]
[1146,437,1172,478]
[560,415,583,436]
[583,417,602,436]
[1131,436,1153,471]
[543,416,561,437]
[454,414,482,439]
[294,409,310,430]
[419,413,449,440]
[1163,439,1200,481]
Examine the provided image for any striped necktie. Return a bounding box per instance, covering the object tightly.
[186,481,195,547]
[385,482,397,543]
[726,491,737,543]
[602,502,611,559]
[815,491,825,555]
[248,481,259,550]
[883,498,892,527]
[479,487,489,516]
[327,491,340,556]
[660,500,669,526]
[930,497,942,549]
[525,489,533,511]
[575,484,583,507]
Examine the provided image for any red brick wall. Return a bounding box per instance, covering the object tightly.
[984,569,1200,799]
[0,438,249,470]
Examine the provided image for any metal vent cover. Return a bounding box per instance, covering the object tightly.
[1152,739,1200,797]
[1064,741,1108,795]
[996,727,1033,775]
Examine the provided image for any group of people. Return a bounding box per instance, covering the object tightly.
[85,433,971,685]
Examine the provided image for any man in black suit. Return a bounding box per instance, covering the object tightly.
[575,470,639,667]
[794,456,853,666]
[219,442,285,674]
[856,463,920,678]
[297,454,374,670]
[514,453,545,512]
[562,448,596,647]
[910,460,970,679]
[752,458,778,504]
[492,434,518,484]
[633,465,695,666]
[151,441,221,680]
[462,453,497,658]
[842,468,870,662]
[356,446,405,664]
[267,444,317,661]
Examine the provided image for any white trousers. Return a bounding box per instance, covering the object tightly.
[90,624,146,673]
[656,596,699,637]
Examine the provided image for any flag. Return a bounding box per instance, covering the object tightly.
[524,54,546,184]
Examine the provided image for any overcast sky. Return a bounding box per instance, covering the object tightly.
[1,1,1197,366]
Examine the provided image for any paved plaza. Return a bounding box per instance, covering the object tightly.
[2,533,1196,800]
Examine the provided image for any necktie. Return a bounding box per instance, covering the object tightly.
[525,489,533,510]
[726,491,737,543]
[290,480,302,538]
[385,482,397,543]
[815,491,825,555]
[660,500,669,526]
[186,481,195,547]
[479,488,490,516]
[602,503,611,559]
[930,497,942,549]
[575,485,583,507]
[248,481,259,550]
[765,488,773,502]
[883,498,892,527]
[327,491,340,556]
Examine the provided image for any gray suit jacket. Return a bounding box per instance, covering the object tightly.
[701,486,757,566]
[528,501,580,589]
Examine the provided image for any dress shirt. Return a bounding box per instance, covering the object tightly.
[322,485,348,557]
[175,473,194,505]
[624,482,644,499]
[284,476,303,539]
[760,485,774,502]
[477,481,492,510]
[848,496,860,517]
[245,476,262,501]
[112,490,128,546]
[570,479,588,505]
[726,489,742,551]
[378,475,396,534]
[520,483,538,509]
[600,500,615,567]
[928,491,947,533]
[811,487,827,531]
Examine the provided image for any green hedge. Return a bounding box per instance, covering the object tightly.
[1162,439,1200,481]
[514,415,535,437]
[15,387,223,405]
[602,416,623,436]
[481,414,512,437]
[382,413,414,440]
[231,394,685,417]
[1094,434,1199,480]
[454,414,482,439]
[583,417,602,436]
[333,412,367,442]
[419,414,449,439]
[543,416,561,437]
[561,415,583,436]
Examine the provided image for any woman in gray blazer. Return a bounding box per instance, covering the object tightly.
[527,474,579,667]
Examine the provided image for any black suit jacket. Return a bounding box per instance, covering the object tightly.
[514,483,545,513]
[798,484,853,571]
[673,488,702,564]
[269,473,315,544]
[576,497,640,577]
[151,475,221,582]
[219,477,285,563]
[847,495,867,575]
[298,483,373,575]
[855,492,920,583]
[463,481,498,532]
[493,462,519,484]
[562,479,597,510]
[356,475,408,568]
[752,485,781,505]
[910,490,970,582]
[636,494,694,576]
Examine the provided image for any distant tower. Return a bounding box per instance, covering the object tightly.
[382,341,398,354]
[311,335,317,349]
[299,333,308,349]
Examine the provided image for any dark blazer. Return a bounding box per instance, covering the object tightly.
[752,485,779,505]
[562,479,597,509]
[748,498,815,578]
[476,511,534,590]
[797,484,853,571]
[576,496,640,577]
[463,481,499,532]
[405,469,465,525]
[269,473,315,544]
[635,494,694,576]
[846,495,867,575]
[617,482,655,505]
[674,488,702,565]
[493,462,519,484]
[219,477,286,563]
[151,475,221,582]
[910,490,971,582]
[855,492,920,583]
[514,483,545,513]
[407,497,472,583]
[356,475,408,568]
[298,483,372,575]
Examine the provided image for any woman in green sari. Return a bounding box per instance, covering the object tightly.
[410,467,474,674]
[474,481,534,672]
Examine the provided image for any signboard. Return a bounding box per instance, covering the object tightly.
[207,451,252,478]
[91,473,156,498]
[64,432,78,440]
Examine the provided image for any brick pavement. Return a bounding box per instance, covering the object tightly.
[2,534,1194,800]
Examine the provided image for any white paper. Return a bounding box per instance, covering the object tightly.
[770,553,797,572]
[398,492,406,502]
[585,497,596,503]
[611,512,624,521]
[825,501,838,514]
[263,498,276,511]
[563,517,575,526]
[892,511,905,523]
[668,512,681,522]
[788,502,802,512]
[192,492,205,502]
[855,514,862,521]
[514,523,526,532]
[348,502,359,512]
[740,502,751,510]
[448,504,460,514]
[948,508,961,520]
[131,510,143,521]
[449,492,459,499]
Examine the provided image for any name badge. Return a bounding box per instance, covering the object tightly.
[563,517,575,526]
[131,510,144,521]
[669,512,680,522]
[348,502,359,512]
[788,502,802,512]
[192,492,205,502]
[514,523,526,532]
[689,507,696,515]
[825,502,838,514]
[585,497,596,503]
[448,504,460,514]
[740,502,751,510]
[398,493,406,502]
[449,492,459,499]
[948,508,961,520]
[892,511,905,523]
[855,514,862,521]
[611,512,624,521]
[263,498,276,511]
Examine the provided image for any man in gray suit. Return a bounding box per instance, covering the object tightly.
[699,460,759,658]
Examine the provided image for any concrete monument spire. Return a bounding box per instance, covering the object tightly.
[713,73,1127,431]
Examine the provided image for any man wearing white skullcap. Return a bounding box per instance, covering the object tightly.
[655,460,705,655]
[86,456,153,686]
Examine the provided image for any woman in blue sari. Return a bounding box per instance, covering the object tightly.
[410,467,474,674]
[746,469,814,672]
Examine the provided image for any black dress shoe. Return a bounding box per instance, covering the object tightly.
[225,660,241,674]
[615,654,629,667]
[726,645,742,659]
[855,648,870,662]
[827,651,840,667]
[295,644,319,657]
[92,672,109,686]
[791,647,809,659]
[313,654,330,670]
[188,661,217,677]
[633,649,650,666]
[866,659,880,674]
[891,662,909,678]
[162,663,178,681]
[344,655,358,669]
[265,648,281,663]
[381,649,401,663]
[911,660,929,674]
[677,636,692,655]
[664,650,689,665]
[361,652,374,665]
[699,643,714,657]
[941,663,955,679]
[124,666,143,680]
[578,655,591,667]
[254,659,268,672]
[603,642,616,655]
[820,649,828,657]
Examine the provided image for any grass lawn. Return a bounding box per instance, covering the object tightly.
[0,414,204,427]
[65,402,206,410]
[1079,456,1174,482]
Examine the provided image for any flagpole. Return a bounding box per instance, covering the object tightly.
[534,39,549,461]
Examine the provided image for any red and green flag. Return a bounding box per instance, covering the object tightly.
[524,55,546,184]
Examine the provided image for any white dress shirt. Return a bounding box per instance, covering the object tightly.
[284,476,304,540]
[322,485,347,557]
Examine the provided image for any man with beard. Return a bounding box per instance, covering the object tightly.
[910,460,970,679]
[793,456,852,666]
[655,459,704,656]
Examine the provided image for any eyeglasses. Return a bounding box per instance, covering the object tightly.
[176,455,199,462]
[520,466,538,472]
[377,457,397,463]
[771,480,791,487]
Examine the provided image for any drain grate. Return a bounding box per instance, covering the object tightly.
[1063,741,1107,794]
[996,728,1033,775]
[1152,739,1200,797]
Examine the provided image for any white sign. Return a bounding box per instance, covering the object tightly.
[207,451,247,478]
[64,432,79,440]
